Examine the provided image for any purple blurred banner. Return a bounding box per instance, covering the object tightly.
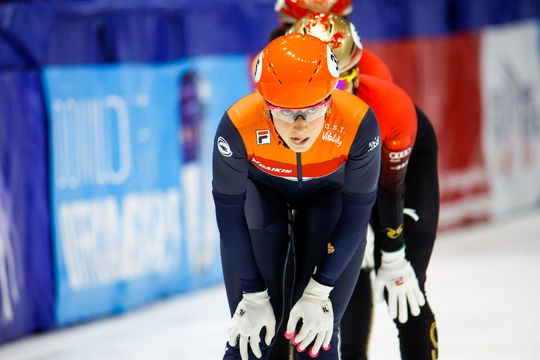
[1,1,539,68]
[0,71,54,344]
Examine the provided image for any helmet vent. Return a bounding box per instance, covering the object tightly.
[308,59,322,83]
[268,62,283,85]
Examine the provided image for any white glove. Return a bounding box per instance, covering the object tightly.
[373,247,426,323]
[228,290,276,359]
[361,224,375,270]
[285,278,333,357]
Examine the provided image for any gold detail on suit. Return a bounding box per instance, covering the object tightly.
[386,224,403,239]
[327,243,335,254]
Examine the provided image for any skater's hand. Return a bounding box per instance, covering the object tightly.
[229,290,276,359]
[285,278,333,358]
[373,247,426,323]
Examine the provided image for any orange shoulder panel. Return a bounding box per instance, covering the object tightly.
[225,90,372,180]
[298,90,371,177]
[226,92,265,134]
[329,89,371,129]
[227,92,298,166]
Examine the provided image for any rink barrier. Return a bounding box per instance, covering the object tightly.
[41,57,252,326]
[367,20,540,229]
[0,71,54,343]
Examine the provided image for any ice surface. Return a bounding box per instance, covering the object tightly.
[1,210,539,360]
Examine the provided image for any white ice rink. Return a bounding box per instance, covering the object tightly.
[1,210,539,360]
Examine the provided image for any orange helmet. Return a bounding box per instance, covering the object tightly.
[253,33,339,108]
[290,13,363,74]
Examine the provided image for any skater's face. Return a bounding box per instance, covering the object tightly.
[266,97,330,152]
[270,107,327,153]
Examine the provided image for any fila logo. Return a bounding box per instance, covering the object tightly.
[256,130,271,145]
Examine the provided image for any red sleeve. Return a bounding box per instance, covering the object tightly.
[356,75,417,251]
[358,49,394,83]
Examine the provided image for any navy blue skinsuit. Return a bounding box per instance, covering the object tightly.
[212,90,381,359]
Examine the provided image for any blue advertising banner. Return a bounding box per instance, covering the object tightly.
[42,64,188,325]
[178,55,252,288]
[0,71,54,343]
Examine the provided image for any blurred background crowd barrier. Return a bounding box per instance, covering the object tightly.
[1,0,539,345]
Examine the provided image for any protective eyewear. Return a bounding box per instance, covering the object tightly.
[266,97,331,124]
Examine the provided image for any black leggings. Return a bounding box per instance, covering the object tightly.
[222,181,365,360]
[340,107,440,360]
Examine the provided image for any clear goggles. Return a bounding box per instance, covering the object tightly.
[266,97,331,124]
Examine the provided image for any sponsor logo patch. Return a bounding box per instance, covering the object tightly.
[256,130,271,145]
[322,130,343,147]
[368,136,380,152]
[252,158,293,174]
[217,136,232,157]
[389,148,412,162]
